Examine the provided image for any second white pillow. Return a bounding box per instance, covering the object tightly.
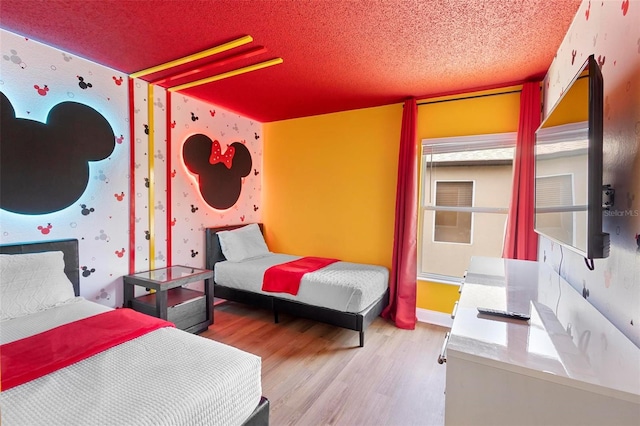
[218,224,269,262]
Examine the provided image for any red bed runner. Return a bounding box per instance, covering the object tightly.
[262,256,339,295]
[1,308,174,391]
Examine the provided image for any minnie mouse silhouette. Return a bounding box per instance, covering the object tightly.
[182,134,252,210]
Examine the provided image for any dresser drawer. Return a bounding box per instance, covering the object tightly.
[168,294,206,330]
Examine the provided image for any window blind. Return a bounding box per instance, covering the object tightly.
[435,181,473,207]
[536,174,573,207]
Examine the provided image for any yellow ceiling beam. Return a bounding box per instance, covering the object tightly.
[168,58,283,92]
[130,35,253,79]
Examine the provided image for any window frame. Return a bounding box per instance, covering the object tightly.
[418,132,517,284]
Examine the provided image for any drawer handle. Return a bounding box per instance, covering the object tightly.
[451,301,459,319]
[437,332,450,364]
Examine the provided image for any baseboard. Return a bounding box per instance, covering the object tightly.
[416,308,452,328]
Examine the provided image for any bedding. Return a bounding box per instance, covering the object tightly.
[0,250,76,320]
[2,308,174,390]
[216,253,388,313]
[206,224,390,347]
[262,256,340,295]
[1,298,263,426]
[0,239,268,426]
[218,223,269,262]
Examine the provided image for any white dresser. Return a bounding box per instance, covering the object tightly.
[443,256,640,426]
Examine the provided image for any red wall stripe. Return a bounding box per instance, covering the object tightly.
[166,90,172,266]
[128,77,136,274]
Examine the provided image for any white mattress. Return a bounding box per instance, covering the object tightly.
[0,298,262,426]
[214,253,389,313]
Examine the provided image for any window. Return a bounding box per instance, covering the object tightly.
[419,133,516,282]
[434,181,473,244]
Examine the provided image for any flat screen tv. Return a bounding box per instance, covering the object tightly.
[534,55,609,260]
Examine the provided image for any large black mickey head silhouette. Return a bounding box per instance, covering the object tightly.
[182,134,252,210]
[0,92,115,214]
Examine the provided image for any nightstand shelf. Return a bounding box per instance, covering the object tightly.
[123,265,214,334]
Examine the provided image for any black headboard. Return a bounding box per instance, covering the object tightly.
[205,223,264,270]
[0,239,80,296]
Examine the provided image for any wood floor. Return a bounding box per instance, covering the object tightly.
[201,302,449,426]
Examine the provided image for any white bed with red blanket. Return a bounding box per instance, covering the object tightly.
[215,253,388,313]
[0,239,267,426]
[206,224,390,347]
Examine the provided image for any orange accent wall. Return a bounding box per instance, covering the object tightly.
[263,104,402,269]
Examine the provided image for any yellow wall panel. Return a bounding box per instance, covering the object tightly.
[417,86,522,139]
[263,104,402,269]
[417,280,459,314]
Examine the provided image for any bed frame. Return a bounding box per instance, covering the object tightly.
[0,238,269,426]
[205,224,390,347]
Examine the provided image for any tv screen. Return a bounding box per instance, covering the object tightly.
[534,55,609,260]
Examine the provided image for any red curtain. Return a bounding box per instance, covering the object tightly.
[503,81,541,261]
[382,98,418,329]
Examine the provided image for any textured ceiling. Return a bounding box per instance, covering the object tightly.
[0,0,581,122]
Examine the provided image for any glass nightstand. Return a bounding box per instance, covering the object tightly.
[123,265,214,334]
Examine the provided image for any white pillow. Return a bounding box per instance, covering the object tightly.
[218,224,269,262]
[0,251,76,321]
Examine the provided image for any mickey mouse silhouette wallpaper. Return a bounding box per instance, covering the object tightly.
[0,91,115,214]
